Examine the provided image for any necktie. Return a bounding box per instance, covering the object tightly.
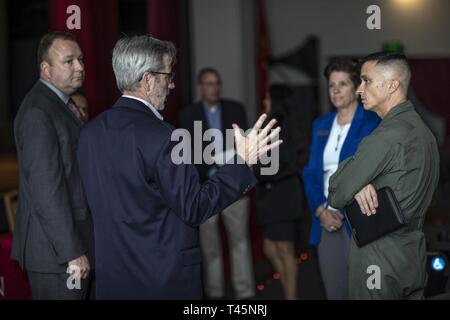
[67,99,87,124]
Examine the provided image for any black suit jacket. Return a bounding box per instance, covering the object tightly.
[11,81,94,273]
[178,99,249,182]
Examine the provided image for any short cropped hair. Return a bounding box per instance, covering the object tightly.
[37,32,77,68]
[324,58,361,89]
[361,51,411,88]
[112,35,176,92]
[197,67,222,85]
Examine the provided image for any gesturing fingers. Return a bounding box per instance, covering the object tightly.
[252,113,268,132]
[257,139,283,157]
[236,114,284,166]
[259,126,281,149]
[232,124,243,140]
[258,118,278,141]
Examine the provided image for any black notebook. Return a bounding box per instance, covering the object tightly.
[344,187,406,247]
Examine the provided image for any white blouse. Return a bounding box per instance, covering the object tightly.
[323,116,351,205]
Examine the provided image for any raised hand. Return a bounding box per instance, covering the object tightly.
[232,114,282,167]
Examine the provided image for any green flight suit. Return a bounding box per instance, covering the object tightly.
[328,100,440,300]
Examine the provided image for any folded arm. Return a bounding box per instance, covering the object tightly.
[327,134,394,209]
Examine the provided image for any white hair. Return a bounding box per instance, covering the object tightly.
[112,35,176,92]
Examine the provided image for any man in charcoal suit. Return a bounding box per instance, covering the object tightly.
[11,32,94,300]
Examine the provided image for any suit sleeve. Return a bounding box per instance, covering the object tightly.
[17,107,84,264]
[328,132,395,208]
[152,138,257,227]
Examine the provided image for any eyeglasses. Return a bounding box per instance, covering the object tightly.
[150,71,175,83]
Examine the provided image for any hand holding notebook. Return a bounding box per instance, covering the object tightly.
[344,186,406,247]
[353,184,379,216]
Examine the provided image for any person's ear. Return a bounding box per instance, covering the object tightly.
[40,61,51,79]
[388,79,400,94]
[141,72,154,92]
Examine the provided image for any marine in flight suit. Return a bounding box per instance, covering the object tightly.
[328,52,440,299]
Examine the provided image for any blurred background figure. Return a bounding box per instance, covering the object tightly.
[302,59,380,300]
[255,84,309,300]
[179,68,255,299]
[71,90,89,123]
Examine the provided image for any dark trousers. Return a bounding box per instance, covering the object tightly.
[27,271,95,300]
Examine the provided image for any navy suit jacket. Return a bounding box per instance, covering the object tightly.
[302,104,380,246]
[77,97,257,299]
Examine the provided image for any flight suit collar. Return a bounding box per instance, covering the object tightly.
[383,100,414,121]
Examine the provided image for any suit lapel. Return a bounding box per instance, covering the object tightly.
[340,104,364,161]
[317,112,335,152]
[62,101,83,127]
[314,113,335,173]
[36,81,82,128]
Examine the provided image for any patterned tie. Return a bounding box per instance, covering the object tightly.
[67,98,87,124]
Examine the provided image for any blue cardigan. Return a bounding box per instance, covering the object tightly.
[302,104,380,246]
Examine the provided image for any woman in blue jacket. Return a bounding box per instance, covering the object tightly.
[302,58,380,300]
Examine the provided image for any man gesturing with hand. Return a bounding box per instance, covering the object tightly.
[77,35,282,299]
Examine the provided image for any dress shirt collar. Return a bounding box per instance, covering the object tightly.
[122,95,164,121]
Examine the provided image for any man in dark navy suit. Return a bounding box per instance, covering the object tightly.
[77,35,281,299]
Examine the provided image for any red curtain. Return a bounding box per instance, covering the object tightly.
[0,234,32,300]
[410,58,450,150]
[148,0,182,126]
[49,0,120,117]
[257,0,269,110]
